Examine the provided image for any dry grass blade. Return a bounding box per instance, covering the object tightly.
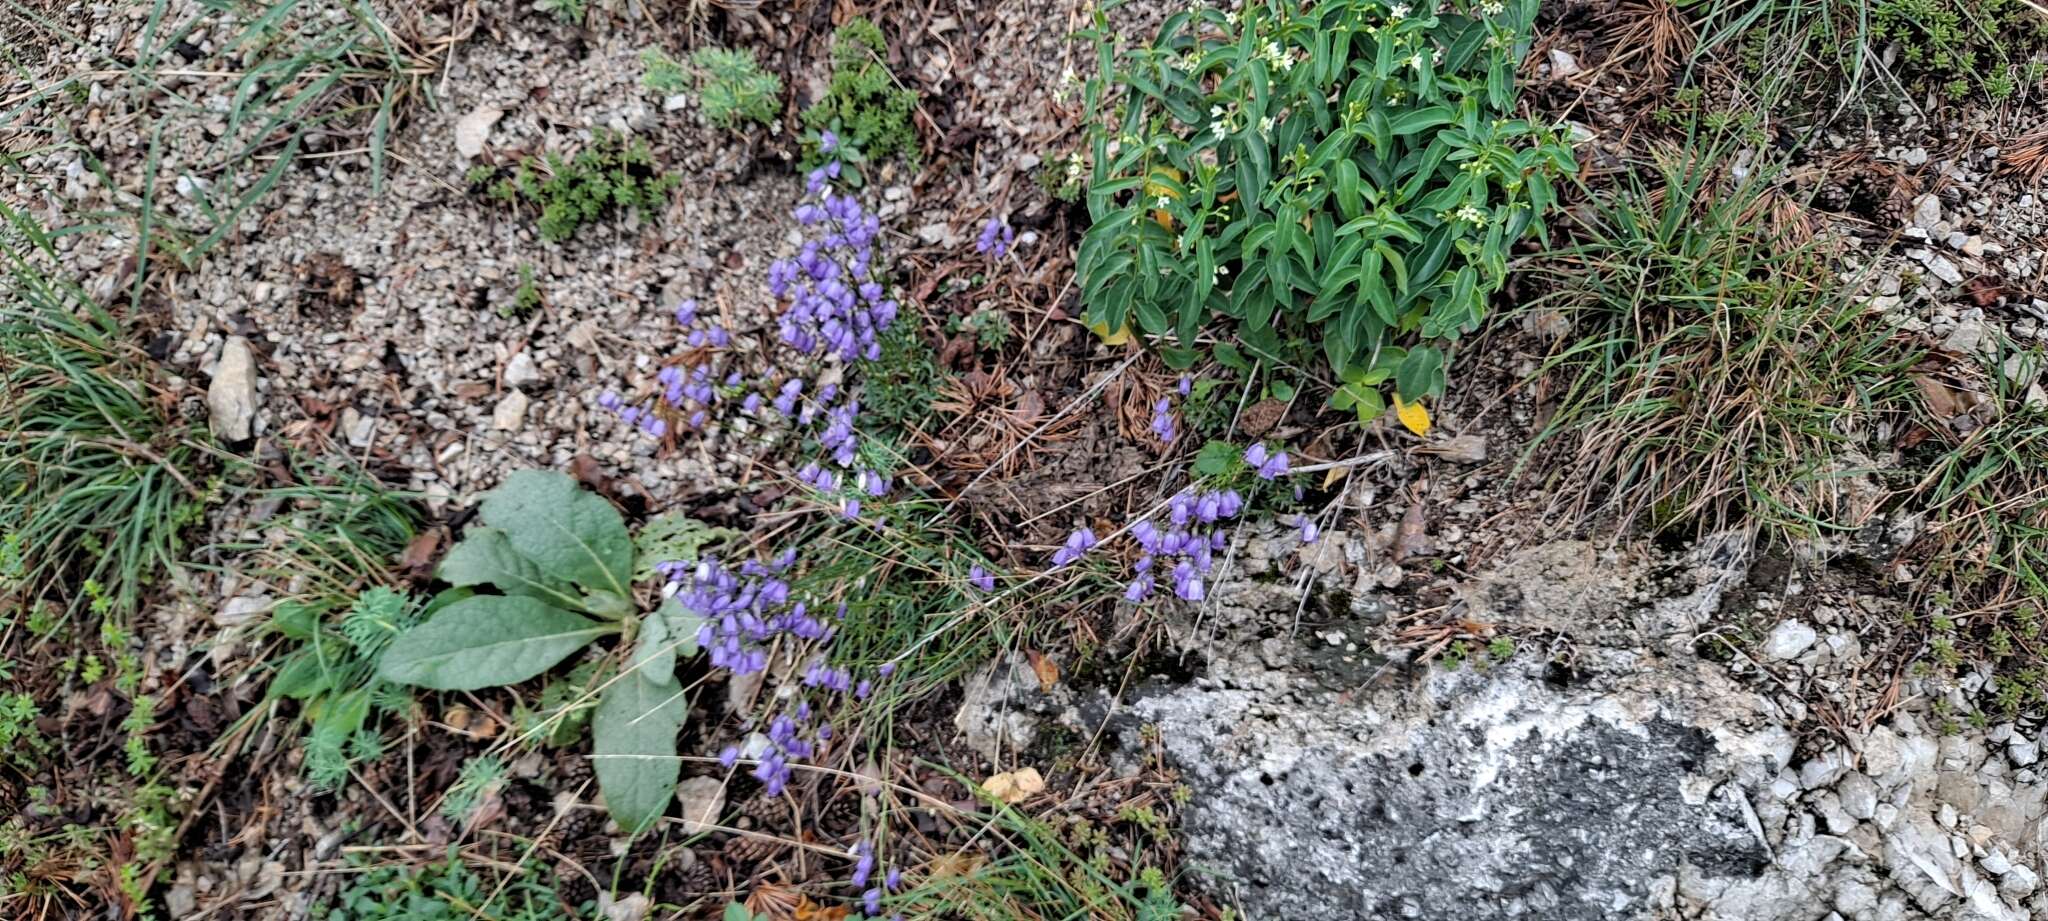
[2001,125,2048,185]
[1595,0,1698,91]
[923,369,1086,477]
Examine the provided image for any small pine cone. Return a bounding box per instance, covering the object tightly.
[734,794,783,825]
[723,832,784,865]
[554,749,594,783]
[553,807,595,843]
[1813,182,1851,213]
[673,857,717,895]
[816,793,862,835]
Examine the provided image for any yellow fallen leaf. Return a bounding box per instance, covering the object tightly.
[1393,394,1431,437]
[1084,315,1133,346]
[1145,166,1183,230]
[982,766,1046,805]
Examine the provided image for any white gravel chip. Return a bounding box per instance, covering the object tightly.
[1763,619,1817,660]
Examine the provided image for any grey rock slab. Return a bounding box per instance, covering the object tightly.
[1130,660,1786,920]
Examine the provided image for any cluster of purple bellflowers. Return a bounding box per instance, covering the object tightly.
[775,149,898,362]
[1150,374,1191,445]
[1050,441,1299,602]
[677,549,901,794]
[602,130,897,520]
[1127,487,1245,602]
[682,544,907,918]
[976,215,1015,258]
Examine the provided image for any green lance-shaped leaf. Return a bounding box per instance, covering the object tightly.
[592,664,687,834]
[378,596,611,690]
[478,470,633,594]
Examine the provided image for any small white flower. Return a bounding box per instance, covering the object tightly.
[1214,264,1231,280]
[1156,195,1172,209]
[1259,116,1276,134]
[1455,204,1487,225]
[1388,3,1410,20]
[1479,0,1503,15]
[1211,104,1226,117]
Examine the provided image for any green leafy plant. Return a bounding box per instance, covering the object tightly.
[376,470,701,833]
[1077,0,1572,422]
[642,46,784,127]
[953,307,1014,351]
[315,848,589,921]
[0,693,47,771]
[217,458,426,788]
[509,263,543,317]
[268,586,430,788]
[641,46,690,94]
[802,17,921,171]
[1871,0,2045,100]
[469,132,679,242]
[536,0,586,24]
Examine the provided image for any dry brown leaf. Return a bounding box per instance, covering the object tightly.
[1392,500,1431,563]
[982,766,1045,804]
[1025,650,1060,691]
[929,852,987,878]
[1419,434,1488,464]
[1240,399,1288,436]
[399,528,445,581]
[1913,374,1962,422]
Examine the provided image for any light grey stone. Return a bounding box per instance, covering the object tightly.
[1764,620,1817,660]
[206,335,259,441]
[491,390,530,431]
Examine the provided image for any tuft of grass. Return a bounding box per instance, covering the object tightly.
[887,787,1192,921]
[1522,142,1917,539]
[1,0,442,271]
[1683,0,2048,105]
[1905,345,2048,710]
[470,131,679,242]
[0,205,219,627]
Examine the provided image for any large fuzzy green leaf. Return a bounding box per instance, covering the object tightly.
[592,665,687,834]
[477,470,633,594]
[437,527,582,608]
[378,596,610,690]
